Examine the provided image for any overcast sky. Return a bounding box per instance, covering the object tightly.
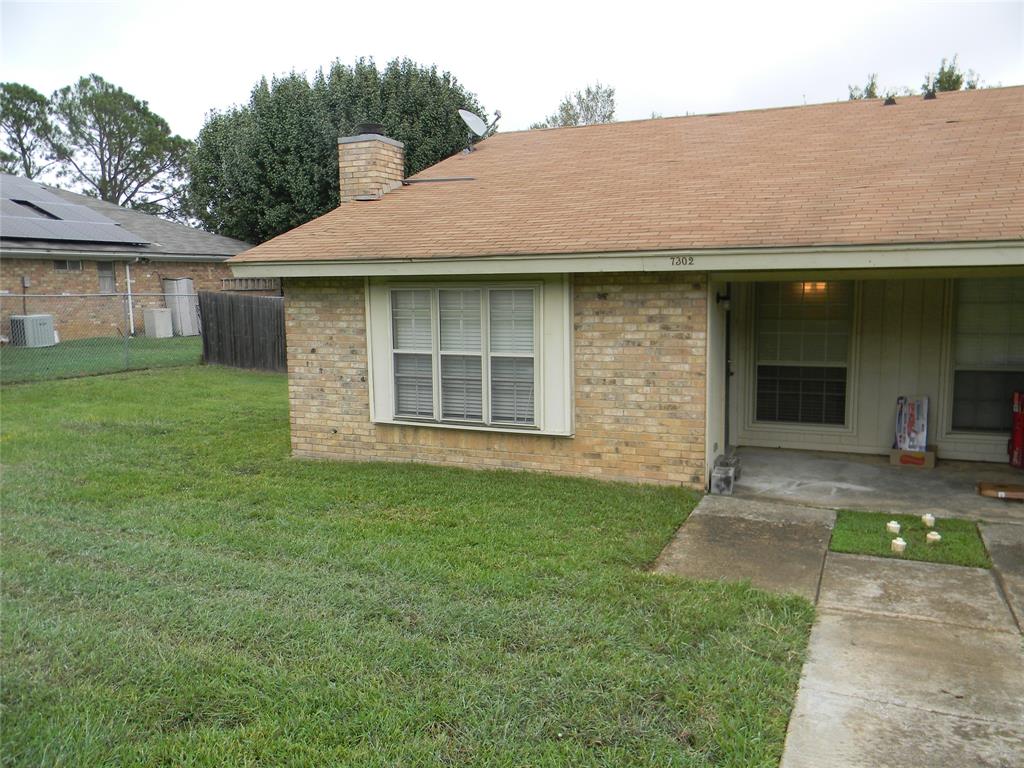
[2,0,1022,139]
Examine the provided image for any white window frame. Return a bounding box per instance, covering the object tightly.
[366,275,574,436]
[53,259,82,272]
[734,281,861,439]
[750,280,857,429]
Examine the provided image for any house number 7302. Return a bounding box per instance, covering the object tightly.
[670,256,695,266]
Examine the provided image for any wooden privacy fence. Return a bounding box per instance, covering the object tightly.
[199,291,286,372]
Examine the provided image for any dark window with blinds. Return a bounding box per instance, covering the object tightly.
[951,278,1024,432]
[754,281,852,426]
[389,286,536,427]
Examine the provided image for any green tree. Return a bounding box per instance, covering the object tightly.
[923,55,979,92]
[186,58,486,243]
[47,74,191,217]
[847,73,879,100]
[0,82,52,178]
[847,56,981,101]
[530,82,616,129]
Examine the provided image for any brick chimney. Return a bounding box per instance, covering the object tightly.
[337,123,405,203]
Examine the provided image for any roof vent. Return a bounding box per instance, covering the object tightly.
[923,89,937,100]
[883,96,897,106]
[353,121,385,136]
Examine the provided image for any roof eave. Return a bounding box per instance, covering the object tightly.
[229,240,1024,279]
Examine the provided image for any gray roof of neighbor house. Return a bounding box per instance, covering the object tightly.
[0,173,248,261]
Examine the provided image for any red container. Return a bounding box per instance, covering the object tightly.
[1010,391,1024,469]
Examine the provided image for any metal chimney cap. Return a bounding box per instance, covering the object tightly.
[353,121,385,136]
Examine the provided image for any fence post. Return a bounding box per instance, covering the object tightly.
[123,293,131,371]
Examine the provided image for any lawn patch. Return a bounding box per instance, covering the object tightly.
[830,509,991,568]
[2,368,815,766]
[1,335,201,384]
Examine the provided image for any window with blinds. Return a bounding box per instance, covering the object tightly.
[754,281,853,425]
[391,290,434,417]
[97,261,116,293]
[389,286,537,426]
[951,278,1024,432]
[489,290,535,424]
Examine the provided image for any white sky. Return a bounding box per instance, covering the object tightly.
[1,0,1022,139]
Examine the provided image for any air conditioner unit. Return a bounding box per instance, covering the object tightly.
[10,314,56,347]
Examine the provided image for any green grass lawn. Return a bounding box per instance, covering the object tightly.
[1,368,814,767]
[830,509,992,568]
[0,335,201,384]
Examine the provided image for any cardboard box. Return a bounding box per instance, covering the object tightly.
[889,447,936,469]
[977,483,1024,501]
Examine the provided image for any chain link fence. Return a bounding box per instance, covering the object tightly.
[1,292,203,384]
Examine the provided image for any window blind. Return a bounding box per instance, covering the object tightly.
[489,290,534,353]
[439,289,481,351]
[491,357,535,424]
[388,286,538,427]
[489,290,535,424]
[391,290,432,350]
[392,290,434,418]
[97,262,115,294]
[441,355,483,420]
[394,353,434,417]
[439,289,483,420]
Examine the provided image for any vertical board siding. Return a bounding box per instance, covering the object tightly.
[199,292,286,372]
[732,277,1007,461]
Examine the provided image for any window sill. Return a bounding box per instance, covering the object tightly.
[375,418,574,438]
[746,419,854,434]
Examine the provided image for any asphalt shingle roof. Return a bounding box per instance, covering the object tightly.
[231,86,1024,265]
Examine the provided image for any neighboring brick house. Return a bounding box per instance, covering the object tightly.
[230,89,1024,489]
[0,174,263,340]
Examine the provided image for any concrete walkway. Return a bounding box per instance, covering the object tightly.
[653,496,1024,768]
[782,553,1024,768]
[651,495,835,601]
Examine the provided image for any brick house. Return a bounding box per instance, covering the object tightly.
[0,174,263,340]
[229,88,1024,489]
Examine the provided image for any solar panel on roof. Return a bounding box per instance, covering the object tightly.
[1,174,150,244]
[0,174,65,204]
[1,199,50,219]
[1,217,150,244]
[27,200,118,224]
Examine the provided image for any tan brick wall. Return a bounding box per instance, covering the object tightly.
[0,257,231,339]
[338,138,405,202]
[284,272,708,488]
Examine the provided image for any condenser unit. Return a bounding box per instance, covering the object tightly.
[10,314,56,347]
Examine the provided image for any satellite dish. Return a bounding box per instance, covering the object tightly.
[458,109,488,137]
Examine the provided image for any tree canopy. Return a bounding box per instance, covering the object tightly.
[848,55,981,100]
[0,75,191,218]
[530,83,616,129]
[847,74,879,101]
[186,58,486,244]
[0,82,52,178]
[923,55,979,93]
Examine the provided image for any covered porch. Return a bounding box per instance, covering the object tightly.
[704,268,1024,503]
[732,446,1024,524]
